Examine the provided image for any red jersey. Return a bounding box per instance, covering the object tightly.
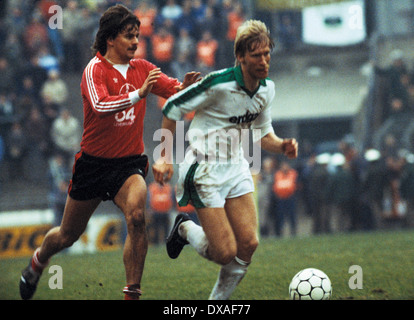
[80,52,181,158]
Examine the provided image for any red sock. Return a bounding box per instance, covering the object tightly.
[31,248,49,274]
[123,284,142,300]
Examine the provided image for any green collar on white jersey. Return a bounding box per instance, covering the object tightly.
[234,65,267,98]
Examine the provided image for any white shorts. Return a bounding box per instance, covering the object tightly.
[176,157,254,209]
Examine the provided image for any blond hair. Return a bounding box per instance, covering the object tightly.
[234,20,274,66]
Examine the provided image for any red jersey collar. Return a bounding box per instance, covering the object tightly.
[96,52,135,68]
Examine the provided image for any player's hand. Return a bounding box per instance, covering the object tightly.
[282,138,298,159]
[152,159,174,185]
[175,71,202,91]
[139,68,161,98]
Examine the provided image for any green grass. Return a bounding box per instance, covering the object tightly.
[2,229,414,300]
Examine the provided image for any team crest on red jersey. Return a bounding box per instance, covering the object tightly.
[119,83,137,94]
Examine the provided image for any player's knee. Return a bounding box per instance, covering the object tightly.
[125,208,146,231]
[240,236,259,256]
[59,231,79,249]
[212,244,237,265]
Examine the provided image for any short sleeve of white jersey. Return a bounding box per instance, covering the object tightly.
[251,80,276,142]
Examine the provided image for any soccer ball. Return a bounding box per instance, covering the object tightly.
[289,268,332,300]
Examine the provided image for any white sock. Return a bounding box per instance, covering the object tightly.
[208,256,250,300]
[179,220,210,259]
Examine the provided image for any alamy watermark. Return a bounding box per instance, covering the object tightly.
[153,121,262,174]
[48,5,63,30]
[348,265,363,289]
[48,265,63,290]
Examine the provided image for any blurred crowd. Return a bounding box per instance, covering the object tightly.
[0,0,250,188]
[256,136,414,238]
[255,49,414,237]
[373,49,414,156]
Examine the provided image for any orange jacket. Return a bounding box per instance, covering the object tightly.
[134,8,157,37]
[197,39,218,67]
[273,169,298,199]
[151,34,175,62]
[148,183,173,213]
[227,12,244,41]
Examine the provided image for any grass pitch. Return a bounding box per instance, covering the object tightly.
[1,229,414,300]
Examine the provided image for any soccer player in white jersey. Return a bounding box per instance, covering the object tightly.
[152,20,298,300]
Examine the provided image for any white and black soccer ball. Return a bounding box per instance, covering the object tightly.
[289,268,332,300]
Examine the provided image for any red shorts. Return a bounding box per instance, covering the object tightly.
[68,152,148,201]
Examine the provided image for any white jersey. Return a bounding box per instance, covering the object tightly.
[162,65,275,163]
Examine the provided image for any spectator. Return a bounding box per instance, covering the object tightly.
[382,148,406,222]
[5,7,26,40]
[400,152,414,227]
[22,15,49,58]
[0,92,14,120]
[17,55,48,104]
[160,0,182,23]
[175,28,196,63]
[37,0,64,63]
[179,0,196,38]
[375,97,413,152]
[374,49,409,105]
[37,45,60,74]
[0,134,3,191]
[48,152,71,226]
[4,33,23,63]
[50,108,81,165]
[23,106,50,182]
[308,153,332,234]
[134,1,157,41]
[225,1,245,43]
[61,0,83,72]
[327,153,359,232]
[41,95,61,142]
[5,121,27,180]
[40,70,68,106]
[407,79,414,112]
[77,7,99,69]
[196,30,219,74]
[222,1,245,67]
[257,157,276,237]
[171,52,195,82]
[151,25,175,74]
[191,0,207,24]
[272,161,298,237]
[0,56,16,95]
[134,0,157,59]
[362,149,387,229]
[196,4,220,40]
[148,181,174,245]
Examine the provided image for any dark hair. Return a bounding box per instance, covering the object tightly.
[91,4,140,56]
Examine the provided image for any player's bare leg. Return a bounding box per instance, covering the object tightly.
[169,193,258,299]
[207,193,259,300]
[114,174,148,300]
[223,192,259,262]
[39,197,101,262]
[19,196,100,299]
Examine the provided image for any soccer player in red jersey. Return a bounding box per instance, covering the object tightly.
[19,4,200,300]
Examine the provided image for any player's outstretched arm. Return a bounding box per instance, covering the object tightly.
[152,116,177,185]
[260,132,298,159]
[174,71,202,92]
